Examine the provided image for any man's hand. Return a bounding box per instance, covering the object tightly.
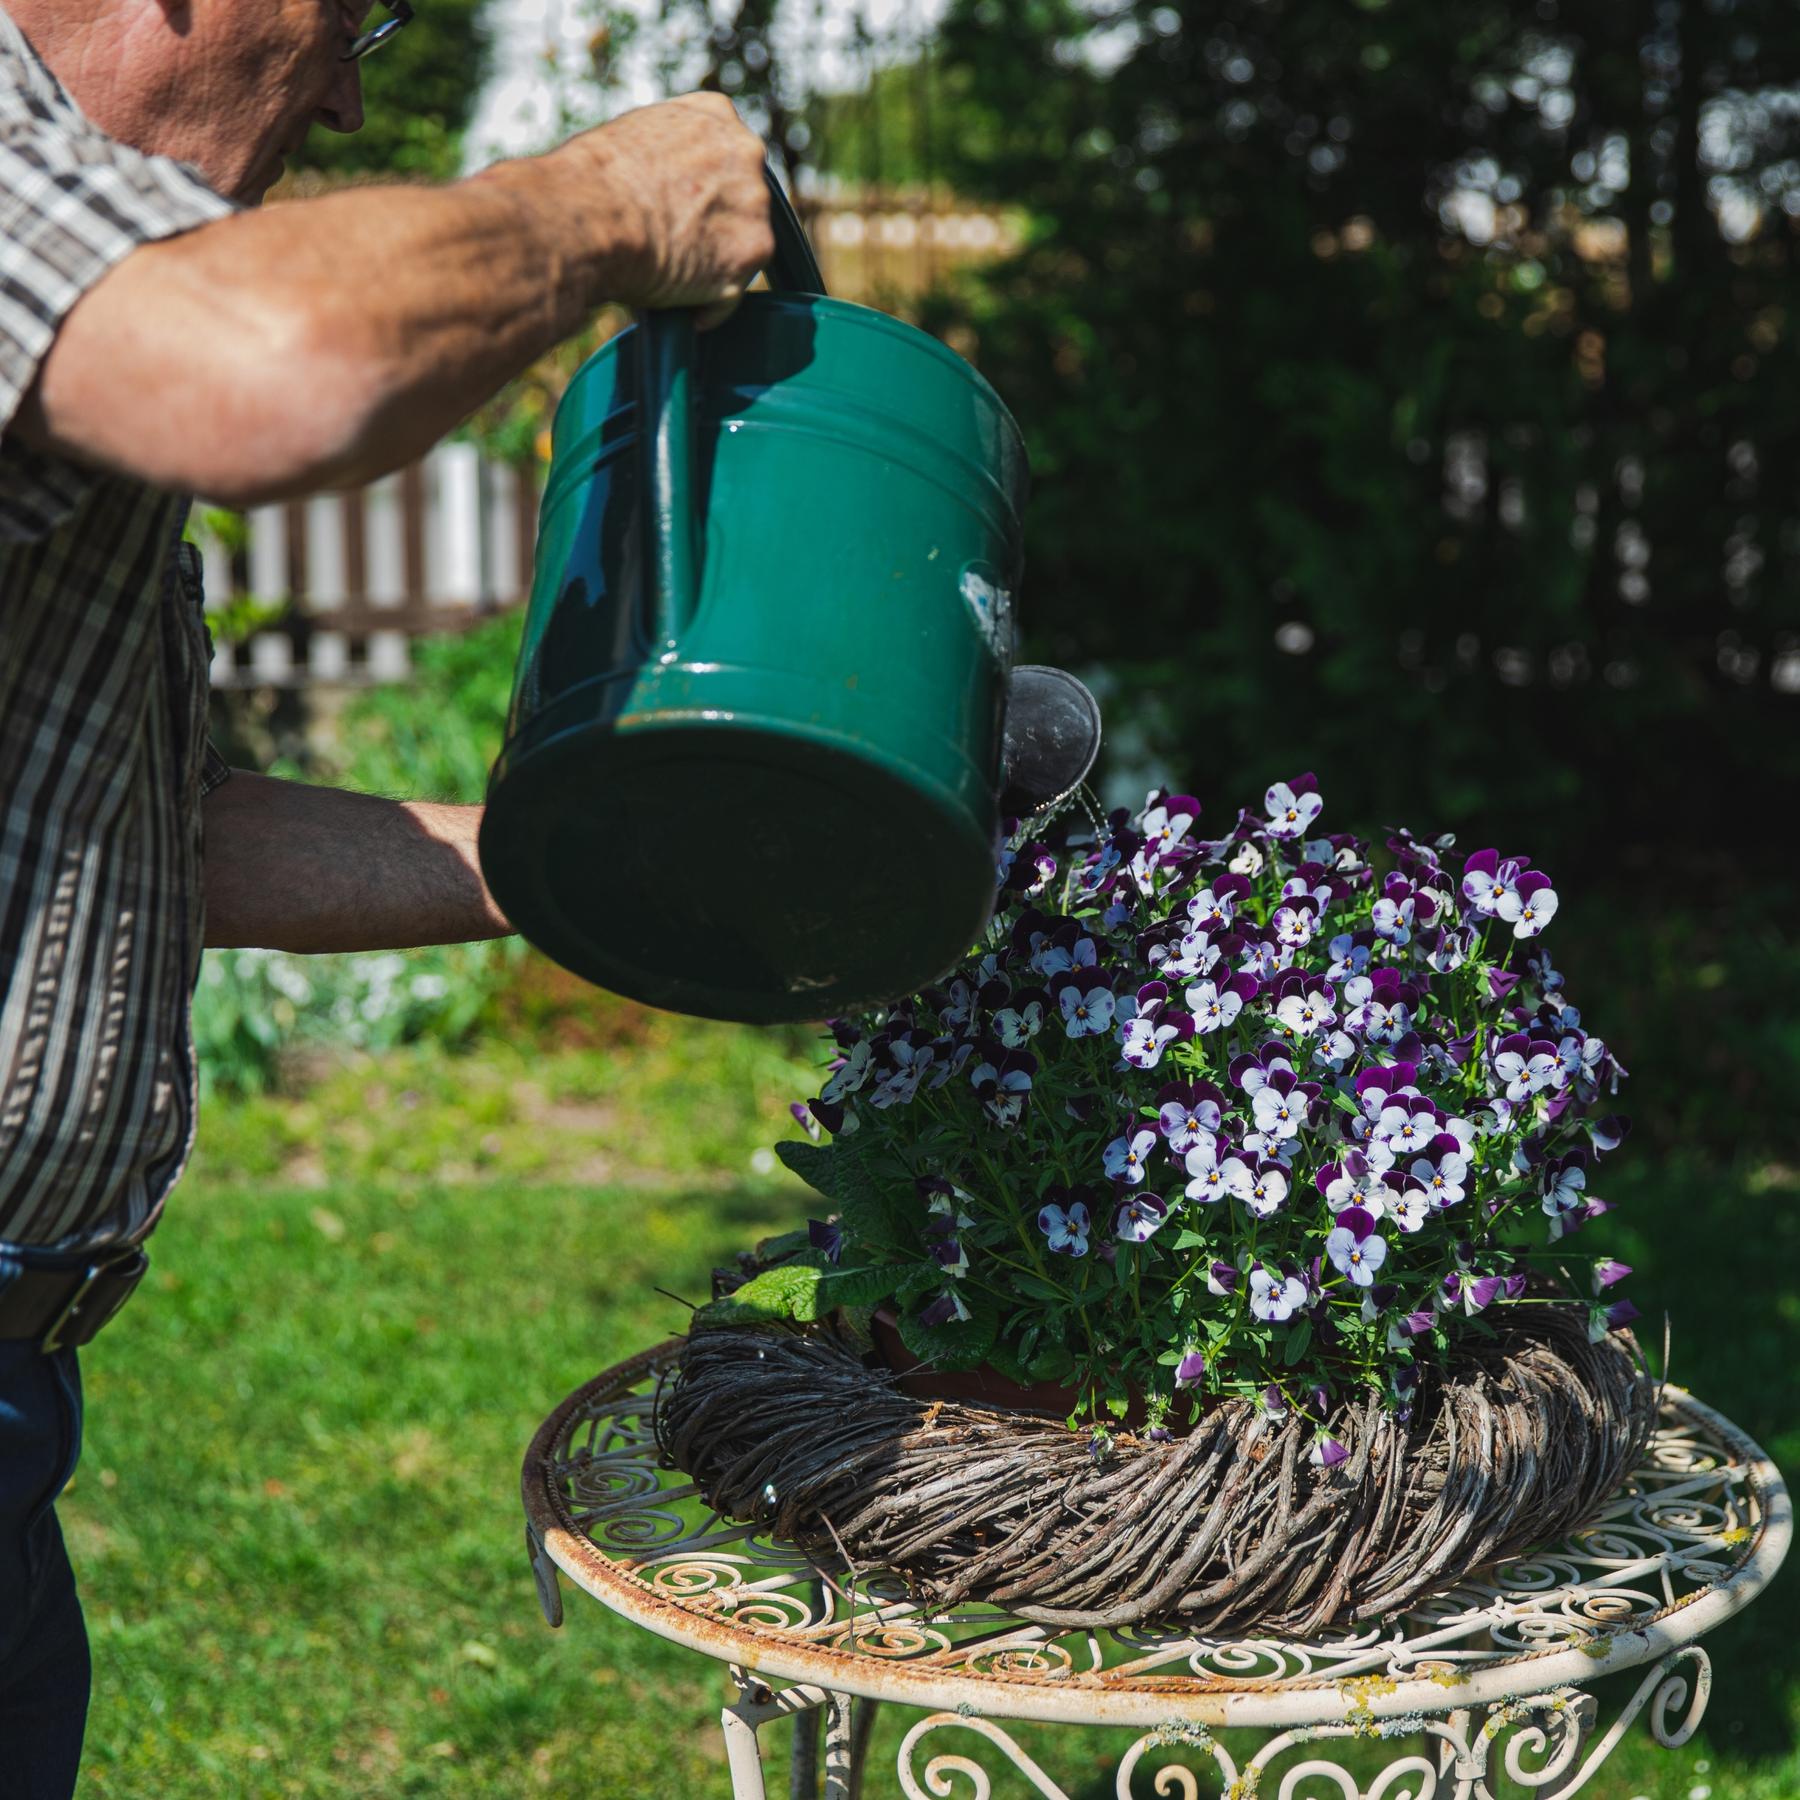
[562,93,775,325]
[13,94,777,505]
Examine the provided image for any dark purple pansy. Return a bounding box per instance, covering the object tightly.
[808,1218,842,1264]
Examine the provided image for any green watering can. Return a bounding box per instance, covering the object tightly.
[480,169,1100,1024]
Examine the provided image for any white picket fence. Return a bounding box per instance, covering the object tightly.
[201,441,536,687]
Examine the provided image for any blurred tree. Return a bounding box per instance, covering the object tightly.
[296,0,494,182]
[914,0,1800,872]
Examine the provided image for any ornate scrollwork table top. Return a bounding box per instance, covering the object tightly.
[521,1339,1789,1732]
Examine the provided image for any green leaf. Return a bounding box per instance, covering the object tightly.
[1027,1343,1077,1382]
[1007,1274,1071,1303]
[692,1263,823,1331]
[896,1297,998,1371]
[814,1265,897,1311]
[1282,1319,1315,1366]
[753,1227,815,1262]
[1173,1228,1211,1251]
[776,1140,911,1256]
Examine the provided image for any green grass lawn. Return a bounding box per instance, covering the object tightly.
[62,1011,1799,1798]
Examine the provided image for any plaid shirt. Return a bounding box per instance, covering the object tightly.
[0,10,239,1252]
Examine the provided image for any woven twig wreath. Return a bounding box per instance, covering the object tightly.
[656,1308,1657,1635]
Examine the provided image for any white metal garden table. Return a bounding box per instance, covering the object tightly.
[521,1340,1789,1798]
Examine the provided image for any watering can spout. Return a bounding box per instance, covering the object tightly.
[999,665,1103,819]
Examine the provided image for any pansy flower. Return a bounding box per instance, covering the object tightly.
[1410,1152,1468,1208]
[1157,928,1221,981]
[992,988,1047,1048]
[1275,985,1336,1039]
[1058,978,1116,1038]
[1184,1137,1251,1204]
[1249,1265,1309,1321]
[1140,792,1201,858]
[1310,1434,1349,1469]
[1174,1348,1208,1389]
[789,1101,823,1142]
[1263,774,1324,840]
[1037,1188,1092,1256]
[1461,848,1524,919]
[819,1038,873,1103]
[1206,1260,1238,1297]
[970,1051,1035,1128]
[1325,1206,1387,1286]
[1272,900,1318,950]
[1101,1127,1157,1187]
[1492,1033,1561,1103]
[1186,972,1257,1035]
[1498,870,1559,938]
[1235,1161,1290,1219]
[1250,1069,1309,1142]
[1387,1183,1431,1234]
[1587,1296,1640,1341]
[917,1289,971,1328]
[1114,1191,1170,1243]
[1540,1152,1587,1218]
[1154,1080,1224,1154]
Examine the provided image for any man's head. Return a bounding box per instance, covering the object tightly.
[10,0,374,203]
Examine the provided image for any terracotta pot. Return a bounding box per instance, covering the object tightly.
[868,1306,1194,1434]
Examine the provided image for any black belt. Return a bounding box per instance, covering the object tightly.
[0,1246,148,1352]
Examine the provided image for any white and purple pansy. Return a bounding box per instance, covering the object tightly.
[1183,1137,1250,1204]
[1274,982,1337,1040]
[1186,971,1258,1035]
[1325,1206,1387,1287]
[1174,1348,1208,1389]
[1272,899,1318,949]
[1263,774,1324,840]
[1248,1264,1309,1322]
[1461,848,1524,919]
[1114,1190,1170,1243]
[916,1289,971,1327]
[1587,1296,1640,1342]
[1250,1069,1311,1142]
[1498,869,1559,938]
[1154,1079,1224,1154]
[1206,1260,1238,1297]
[1387,1181,1431,1234]
[1540,1151,1587,1217]
[1410,1151,1468,1208]
[1119,980,1189,1070]
[1235,1161,1290,1219]
[1036,1186,1092,1256]
[1057,975,1116,1039]
[1099,1127,1155,1187]
[819,1038,873,1103]
[992,987,1047,1048]
[1309,1434,1349,1469]
[1140,791,1201,858]
[970,1050,1036,1128]
[1493,1033,1562,1102]
[1186,876,1248,934]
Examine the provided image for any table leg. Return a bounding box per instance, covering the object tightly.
[792,1699,821,1799]
[1536,1691,1599,1799]
[722,1702,769,1800]
[821,1691,879,1800]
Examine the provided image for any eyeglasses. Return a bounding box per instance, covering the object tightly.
[340,1,414,61]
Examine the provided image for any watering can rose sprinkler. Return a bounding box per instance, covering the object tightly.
[480,168,1100,1025]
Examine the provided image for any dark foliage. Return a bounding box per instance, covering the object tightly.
[918,0,1800,878]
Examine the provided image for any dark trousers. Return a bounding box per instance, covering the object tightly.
[0,1340,89,1798]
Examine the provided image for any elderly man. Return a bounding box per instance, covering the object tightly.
[0,1,771,1787]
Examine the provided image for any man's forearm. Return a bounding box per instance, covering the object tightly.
[19,165,614,506]
[16,96,771,505]
[202,771,512,953]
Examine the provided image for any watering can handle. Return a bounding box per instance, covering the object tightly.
[638,162,824,651]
